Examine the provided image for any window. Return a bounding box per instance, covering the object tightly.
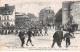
[7,16,9,20]
[4,16,6,20]
[0,17,1,20]
[8,11,10,13]
[45,10,48,13]
[49,10,50,13]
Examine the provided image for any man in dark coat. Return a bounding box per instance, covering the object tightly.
[26,29,34,46]
[18,30,25,47]
[51,30,62,48]
[59,27,63,46]
[63,31,72,48]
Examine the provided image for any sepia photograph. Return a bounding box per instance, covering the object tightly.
[0,0,80,51]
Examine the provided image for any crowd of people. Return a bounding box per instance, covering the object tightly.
[18,25,75,48]
[1,24,77,48]
[18,25,53,47]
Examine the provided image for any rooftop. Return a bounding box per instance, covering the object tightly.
[39,7,54,14]
[0,4,15,15]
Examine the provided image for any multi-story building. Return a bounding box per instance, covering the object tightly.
[0,4,15,34]
[39,7,55,26]
[0,4,15,28]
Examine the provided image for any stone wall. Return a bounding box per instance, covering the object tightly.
[70,1,80,30]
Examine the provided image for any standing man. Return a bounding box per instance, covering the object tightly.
[63,31,72,48]
[26,29,34,46]
[51,30,61,48]
[18,30,25,47]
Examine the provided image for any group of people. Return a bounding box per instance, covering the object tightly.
[51,29,73,48]
[18,24,75,48]
[2,29,18,35]
[18,25,53,47]
[31,26,49,36]
[18,29,34,47]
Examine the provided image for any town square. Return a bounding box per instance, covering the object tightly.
[0,0,80,51]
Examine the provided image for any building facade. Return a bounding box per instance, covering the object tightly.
[62,1,72,30]
[39,7,55,26]
[0,4,15,34]
[70,1,80,30]
[0,4,15,28]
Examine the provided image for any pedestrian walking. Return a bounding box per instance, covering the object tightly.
[36,29,40,36]
[5,29,7,35]
[18,30,25,47]
[15,30,18,35]
[63,31,72,48]
[51,30,62,48]
[44,26,48,36]
[39,28,43,36]
[26,29,34,46]
[53,24,54,29]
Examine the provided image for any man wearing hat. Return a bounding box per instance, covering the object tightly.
[51,29,62,48]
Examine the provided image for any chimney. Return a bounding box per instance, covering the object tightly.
[5,4,9,10]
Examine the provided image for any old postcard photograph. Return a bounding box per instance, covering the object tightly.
[0,0,80,51]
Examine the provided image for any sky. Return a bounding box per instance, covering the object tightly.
[0,0,78,17]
